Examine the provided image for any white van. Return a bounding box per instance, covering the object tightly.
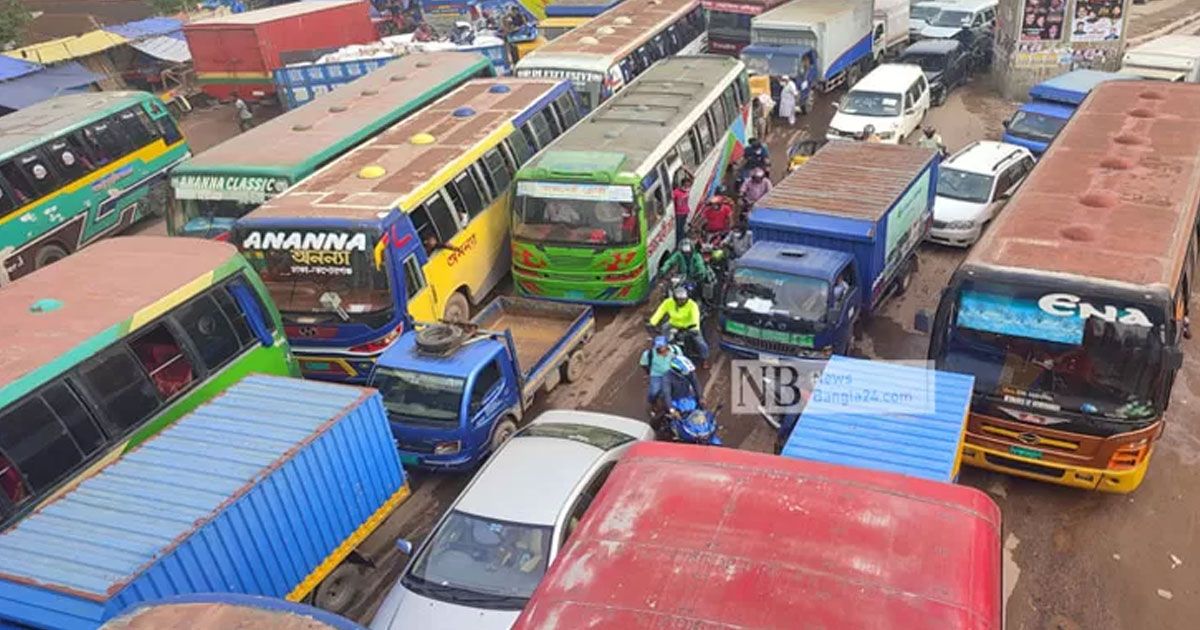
[826,64,931,144]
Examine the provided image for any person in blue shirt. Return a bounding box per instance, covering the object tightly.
[639,336,680,412]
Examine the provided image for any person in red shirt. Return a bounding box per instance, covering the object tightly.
[700,194,734,236]
[671,172,693,245]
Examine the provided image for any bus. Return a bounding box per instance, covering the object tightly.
[0,236,297,527]
[0,92,189,284]
[168,52,493,240]
[232,78,582,383]
[540,0,624,40]
[925,81,1200,494]
[513,0,707,111]
[703,0,789,55]
[512,55,751,304]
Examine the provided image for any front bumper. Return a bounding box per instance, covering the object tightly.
[928,223,982,247]
[961,443,1153,494]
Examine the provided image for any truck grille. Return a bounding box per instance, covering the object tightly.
[828,128,859,139]
[984,453,1067,479]
[397,440,435,454]
[725,332,796,355]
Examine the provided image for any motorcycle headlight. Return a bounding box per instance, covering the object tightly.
[946,220,977,229]
[686,410,708,428]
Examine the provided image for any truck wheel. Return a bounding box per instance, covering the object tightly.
[34,244,68,269]
[442,291,470,324]
[563,350,586,383]
[415,323,467,354]
[846,64,862,88]
[313,562,367,615]
[490,417,517,453]
[896,260,917,296]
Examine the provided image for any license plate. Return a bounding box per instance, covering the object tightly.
[1009,446,1042,460]
[400,454,418,466]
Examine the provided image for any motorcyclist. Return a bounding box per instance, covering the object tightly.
[739,137,770,185]
[699,193,735,237]
[727,219,752,258]
[664,355,703,416]
[639,335,682,412]
[740,167,773,208]
[450,21,475,45]
[917,126,946,155]
[649,285,710,366]
[662,240,714,291]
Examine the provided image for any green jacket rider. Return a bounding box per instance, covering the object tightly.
[662,240,713,286]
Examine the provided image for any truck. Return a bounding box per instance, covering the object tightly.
[273,55,401,109]
[1119,34,1200,83]
[184,0,378,100]
[370,296,594,471]
[872,0,910,61]
[103,594,367,630]
[0,376,412,629]
[512,441,1003,629]
[721,142,938,359]
[1001,69,1137,156]
[746,0,875,100]
[702,0,790,56]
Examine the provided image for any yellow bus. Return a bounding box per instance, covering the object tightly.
[232,78,583,383]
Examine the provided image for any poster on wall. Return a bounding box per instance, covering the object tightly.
[1071,0,1125,42]
[1020,0,1067,41]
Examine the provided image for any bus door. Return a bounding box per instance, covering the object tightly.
[380,214,439,323]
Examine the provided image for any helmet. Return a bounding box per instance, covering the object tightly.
[680,240,693,254]
[672,285,689,300]
[669,355,696,375]
[863,125,876,135]
[653,335,668,349]
[752,168,765,179]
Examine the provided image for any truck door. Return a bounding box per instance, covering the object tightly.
[467,359,509,446]
[832,263,861,349]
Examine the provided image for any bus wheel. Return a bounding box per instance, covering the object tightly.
[34,244,68,269]
[313,562,367,615]
[564,350,586,383]
[443,291,470,324]
[491,417,518,453]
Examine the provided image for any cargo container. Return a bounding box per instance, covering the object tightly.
[0,376,411,629]
[722,142,938,358]
[273,56,400,110]
[747,0,875,93]
[184,0,378,100]
[1121,34,1200,83]
[104,594,367,630]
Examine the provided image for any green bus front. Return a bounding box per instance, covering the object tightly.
[511,170,661,305]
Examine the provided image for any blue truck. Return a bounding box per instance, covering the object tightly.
[721,142,938,359]
[274,55,401,109]
[0,376,411,628]
[370,296,594,471]
[1001,69,1137,156]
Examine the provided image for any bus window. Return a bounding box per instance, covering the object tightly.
[85,121,125,163]
[675,135,698,168]
[710,101,727,132]
[448,170,486,219]
[0,397,86,495]
[0,453,24,507]
[482,148,512,193]
[721,89,738,125]
[77,343,162,435]
[506,133,534,168]
[214,283,255,344]
[554,93,581,128]
[117,109,155,148]
[42,382,104,456]
[47,138,92,180]
[696,117,714,154]
[423,192,461,243]
[520,122,542,153]
[410,205,440,253]
[129,323,196,401]
[0,178,14,216]
[666,26,681,53]
[402,254,428,300]
[175,293,242,371]
[0,162,34,205]
[16,152,59,198]
[529,112,556,147]
[153,114,183,145]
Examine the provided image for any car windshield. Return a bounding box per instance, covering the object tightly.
[938,283,1167,426]
[517,421,634,450]
[840,90,902,117]
[727,267,829,322]
[937,167,994,203]
[1007,110,1068,142]
[931,10,972,27]
[237,228,393,325]
[513,181,638,246]
[903,53,945,72]
[404,511,552,607]
[372,368,465,423]
[911,5,942,20]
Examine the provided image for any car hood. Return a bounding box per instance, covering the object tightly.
[369,586,520,630]
[908,19,930,31]
[923,69,945,84]
[933,195,988,222]
[829,111,900,136]
[922,25,965,39]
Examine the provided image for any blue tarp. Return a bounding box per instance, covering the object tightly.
[781,356,974,483]
[0,56,43,82]
[0,61,102,111]
[103,17,184,41]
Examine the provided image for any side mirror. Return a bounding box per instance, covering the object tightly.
[1164,346,1184,371]
[914,309,932,334]
[1002,119,1011,129]
[395,538,414,555]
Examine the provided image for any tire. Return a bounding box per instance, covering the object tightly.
[34,244,68,270]
[932,89,946,108]
[313,562,367,615]
[442,291,470,323]
[490,417,517,453]
[896,259,917,295]
[563,349,586,383]
[801,89,815,115]
[845,63,862,88]
[415,323,467,354]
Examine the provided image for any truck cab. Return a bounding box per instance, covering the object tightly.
[721,241,861,359]
[739,43,819,114]
[1002,69,1137,156]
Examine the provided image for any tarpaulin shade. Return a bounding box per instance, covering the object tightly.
[0,56,42,82]
[0,62,101,110]
[3,30,128,65]
[130,33,192,63]
[103,17,185,40]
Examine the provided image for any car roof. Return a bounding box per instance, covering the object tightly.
[943,141,1029,175]
[913,0,962,8]
[941,0,995,11]
[853,64,924,91]
[904,39,961,55]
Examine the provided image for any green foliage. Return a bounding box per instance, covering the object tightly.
[144,0,194,17]
[0,0,31,48]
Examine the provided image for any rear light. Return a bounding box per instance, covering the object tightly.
[1107,439,1150,470]
[434,441,462,455]
[212,231,231,242]
[348,324,405,354]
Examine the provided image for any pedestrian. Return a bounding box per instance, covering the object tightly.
[232,91,253,132]
[672,172,693,246]
[778,75,799,127]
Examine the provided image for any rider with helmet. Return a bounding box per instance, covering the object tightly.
[740,167,773,208]
[663,354,702,416]
[649,285,710,366]
[699,191,736,237]
[639,335,682,411]
[662,240,714,290]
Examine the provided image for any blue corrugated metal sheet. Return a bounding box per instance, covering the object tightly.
[0,376,406,630]
[0,56,42,82]
[273,56,397,109]
[103,17,185,41]
[0,61,100,111]
[782,356,974,483]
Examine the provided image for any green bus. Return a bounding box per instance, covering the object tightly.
[511,55,753,304]
[0,91,189,284]
[0,236,298,528]
[168,51,493,239]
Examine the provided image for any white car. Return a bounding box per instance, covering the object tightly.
[369,410,654,630]
[909,1,960,40]
[827,63,931,144]
[929,141,1035,247]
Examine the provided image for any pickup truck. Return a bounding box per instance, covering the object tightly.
[721,142,938,358]
[1120,34,1200,83]
[372,296,594,470]
[1001,69,1136,156]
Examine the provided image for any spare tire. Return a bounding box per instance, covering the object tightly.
[416,323,467,354]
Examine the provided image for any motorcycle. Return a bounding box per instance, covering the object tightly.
[662,394,722,446]
[647,320,706,367]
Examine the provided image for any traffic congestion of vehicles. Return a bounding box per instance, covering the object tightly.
[2,0,1200,628]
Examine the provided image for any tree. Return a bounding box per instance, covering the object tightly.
[0,0,30,49]
[144,0,194,17]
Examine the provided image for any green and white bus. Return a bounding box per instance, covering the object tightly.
[0,236,297,528]
[511,55,752,304]
[0,91,189,284]
[168,51,493,239]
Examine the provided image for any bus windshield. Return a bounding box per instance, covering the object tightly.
[513,181,638,246]
[708,11,752,40]
[938,282,1167,423]
[236,227,394,325]
[173,199,258,238]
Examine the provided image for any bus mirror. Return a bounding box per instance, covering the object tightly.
[914,310,931,334]
[1164,346,1184,371]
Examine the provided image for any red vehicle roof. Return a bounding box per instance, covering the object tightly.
[514,442,1002,630]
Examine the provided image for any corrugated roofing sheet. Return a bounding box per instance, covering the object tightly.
[0,61,102,111]
[103,17,184,40]
[130,33,191,63]
[782,356,974,482]
[3,30,128,65]
[0,56,43,82]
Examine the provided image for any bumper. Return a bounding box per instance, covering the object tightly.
[513,272,648,305]
[824,132,901,145]
[397,448,481,471]
[961,442,1153,494]
[928,224,982,247]
[295,353,377,384]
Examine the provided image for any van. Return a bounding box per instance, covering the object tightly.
[918,0,996,42]
[826,63,931,143]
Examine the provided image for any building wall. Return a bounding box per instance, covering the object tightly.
[993,0,1133,99]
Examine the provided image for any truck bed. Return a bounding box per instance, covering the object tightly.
[475,297,592,379]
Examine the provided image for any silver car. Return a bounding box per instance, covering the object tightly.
[369,410,654,630]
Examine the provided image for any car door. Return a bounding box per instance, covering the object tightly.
[902,82,921,137]
[987,164,1018,221]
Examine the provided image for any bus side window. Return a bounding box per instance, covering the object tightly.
[520,122,542,154]
[675,136,698,169]
[721,88,738,125]
[174,293,241,372]
[506,133,534,168]
[529,112,556,147]
[665,26,680,54]
[128,322,196,401]
[695,117,714,155]
[709,101,726,134]
[0,162,34,206]
[483,148,513,192]
[76,345,163,436]
[117,109,155,149]
[214,283,255,345]
[47,138,91,180]
[16,152,60,198]
[410,204,440,253]
[153,113,184,145]
[0,396,86,496]
[448,170,486,220]
[85,121,123,163]
[0,177,15,216]
[403,254,428,300]
[423,192,461,244]
[554,93,581,128]
[226,276,277,342]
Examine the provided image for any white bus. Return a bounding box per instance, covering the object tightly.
[514,0,707,111]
